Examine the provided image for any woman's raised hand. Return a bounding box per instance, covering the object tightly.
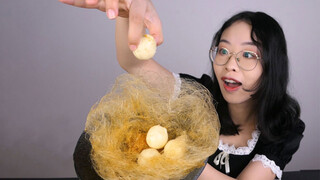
[59,0,163,50]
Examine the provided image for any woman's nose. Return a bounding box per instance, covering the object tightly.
[225,54,239,72]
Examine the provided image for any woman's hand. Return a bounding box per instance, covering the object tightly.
[59,0,163,50]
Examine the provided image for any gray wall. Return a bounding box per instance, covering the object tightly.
[0,0,319,178]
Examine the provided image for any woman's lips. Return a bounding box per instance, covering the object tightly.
[221,77,242,92]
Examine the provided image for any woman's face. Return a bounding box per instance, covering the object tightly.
[213,21,263,106]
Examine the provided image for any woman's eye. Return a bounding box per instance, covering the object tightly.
[243,51,256,59]
[219,48,229,55]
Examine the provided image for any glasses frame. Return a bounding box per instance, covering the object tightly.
[209,46,261,71]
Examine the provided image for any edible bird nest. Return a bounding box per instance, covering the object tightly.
[85,74,220,180]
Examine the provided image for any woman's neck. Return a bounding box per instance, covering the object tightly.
[228,101,257,128]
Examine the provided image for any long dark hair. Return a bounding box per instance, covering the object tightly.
[210,11,301,141]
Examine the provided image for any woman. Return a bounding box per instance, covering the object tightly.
[60,0,305,179]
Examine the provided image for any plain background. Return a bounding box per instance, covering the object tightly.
[0,0,319,178]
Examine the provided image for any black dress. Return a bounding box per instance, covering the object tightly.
[179,73,305,179]
[73,73,305,179]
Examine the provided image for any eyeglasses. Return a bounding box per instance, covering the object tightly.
[209,47,261,71]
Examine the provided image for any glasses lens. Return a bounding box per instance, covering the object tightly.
[211,47,260,70]
[213,47,229,65]
[210,47,217,62]
[237,51,259,70]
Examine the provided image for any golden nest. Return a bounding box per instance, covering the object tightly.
[85,74,220,180]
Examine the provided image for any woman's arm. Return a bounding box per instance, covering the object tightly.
[198,161,276,180]
[237,161,276,180]
[59,0,174,90]
[197,164,235,180]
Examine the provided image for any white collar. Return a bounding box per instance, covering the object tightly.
[218,129,261,155]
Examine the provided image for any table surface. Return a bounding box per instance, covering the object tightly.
[1,170,319,180]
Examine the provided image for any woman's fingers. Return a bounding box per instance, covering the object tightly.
[105,0,119,19]
[128,0,147,50]
[73,0,88,7]
[145,1,163,45]
[59,0,107,11]
[85,0,99,5]
[128,0,163,48]
[59,0,75,5]
[59,0,87,7]
[59,0,163,48]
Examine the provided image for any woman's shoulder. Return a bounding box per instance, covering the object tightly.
[179,73,212,84]
[255,118,305,170]
[178,73,214,94]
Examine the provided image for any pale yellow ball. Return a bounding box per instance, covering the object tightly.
[163,135,187,159]
[137,148,160,166]
[146,125,168,149]
[133,34,157,60]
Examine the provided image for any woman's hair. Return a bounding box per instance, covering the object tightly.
[210,11,301,141]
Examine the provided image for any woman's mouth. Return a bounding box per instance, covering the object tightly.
[222,77,242,92]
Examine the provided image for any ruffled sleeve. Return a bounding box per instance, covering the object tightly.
[253,119,305,179]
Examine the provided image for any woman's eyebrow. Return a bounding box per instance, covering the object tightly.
[220,39,255,46]
[219,39,230,44]
[241,41,255,46]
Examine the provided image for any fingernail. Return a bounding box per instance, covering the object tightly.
[107,9,115,19]
[152,35,162,45]
[129,45,137,51]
